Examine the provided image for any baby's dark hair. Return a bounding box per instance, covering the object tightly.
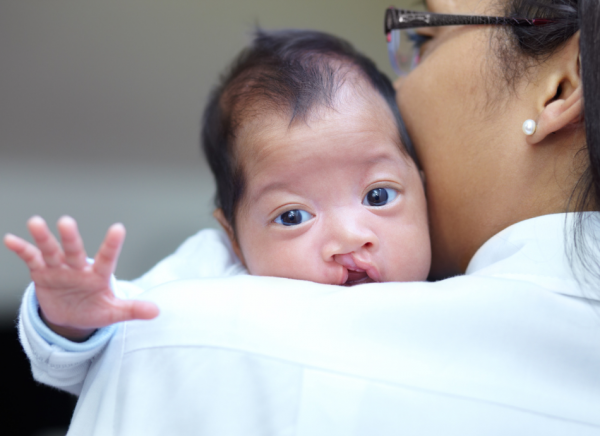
[201,29,416,230]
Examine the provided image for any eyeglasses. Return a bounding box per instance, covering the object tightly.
[384,7,559,76]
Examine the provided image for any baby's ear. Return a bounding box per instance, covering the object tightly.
[213,209,246,265]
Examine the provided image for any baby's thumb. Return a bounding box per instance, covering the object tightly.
[113,300,160,323]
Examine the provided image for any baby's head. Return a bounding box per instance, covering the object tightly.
[202,29,431,285]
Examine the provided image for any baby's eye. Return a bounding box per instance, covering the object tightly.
[362,188,397,207]
[274,209,313,226]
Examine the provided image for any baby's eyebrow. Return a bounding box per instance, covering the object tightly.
[363,150,413,169]
[251,181,292,202]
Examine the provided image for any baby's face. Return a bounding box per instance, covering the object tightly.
[225,86,431,284]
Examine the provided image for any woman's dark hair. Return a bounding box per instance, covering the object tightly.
[201,29,415,231]
[500,0,600,286]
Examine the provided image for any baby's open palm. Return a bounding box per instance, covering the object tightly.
[4,216,159,341]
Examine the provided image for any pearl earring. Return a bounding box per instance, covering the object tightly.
[522,119,537,136]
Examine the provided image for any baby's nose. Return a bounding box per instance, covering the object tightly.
[322,212,378,261]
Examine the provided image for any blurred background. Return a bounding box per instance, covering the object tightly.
[0,0,415,434]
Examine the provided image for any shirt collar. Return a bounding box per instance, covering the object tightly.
[466,212,600,301]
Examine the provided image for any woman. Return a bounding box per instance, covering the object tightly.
[395,0,599,283]
[10,0,600,434]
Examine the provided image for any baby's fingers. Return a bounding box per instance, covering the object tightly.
[4,234,45,271]
[27,216,64,268]
[57,216,88,269]
[93,223,126,278]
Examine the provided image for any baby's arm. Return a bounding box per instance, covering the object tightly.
[5,216,160,394]
[7,216,243,395]
[5,216,159,340]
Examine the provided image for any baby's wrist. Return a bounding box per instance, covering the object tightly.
[39,309,96,342]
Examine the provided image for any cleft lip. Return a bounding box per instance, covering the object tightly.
[334,253,381,286]
[340,265,381,286]
[343,270,375,286]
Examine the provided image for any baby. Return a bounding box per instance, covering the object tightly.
[5,29,430,342]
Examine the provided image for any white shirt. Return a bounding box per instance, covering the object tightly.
[21,213,600,435]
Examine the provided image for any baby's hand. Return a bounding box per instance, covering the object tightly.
[4,216,159,341]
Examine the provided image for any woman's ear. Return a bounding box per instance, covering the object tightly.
[213,208,246,266]
[528,87,583,144]
[527,32,583,145]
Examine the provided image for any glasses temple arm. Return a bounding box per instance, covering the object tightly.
[385,9,557,33]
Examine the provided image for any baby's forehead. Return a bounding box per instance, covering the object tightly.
[236,79,405,161]
[236,91,414,187]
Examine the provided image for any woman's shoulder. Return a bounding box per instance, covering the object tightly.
[466,212,600,301]
[78,273,600,433]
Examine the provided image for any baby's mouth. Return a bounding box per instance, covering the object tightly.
[334,253,381,286]
[343,268,375,286]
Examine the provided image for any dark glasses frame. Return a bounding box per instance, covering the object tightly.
[385,8,559,36]
[384,8,560,75]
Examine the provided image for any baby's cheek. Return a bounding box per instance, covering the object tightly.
[242,244,299,278]
[400,188,432,281]
[388,223,431,282]
[244,246,337,284]
[405,243,432,281]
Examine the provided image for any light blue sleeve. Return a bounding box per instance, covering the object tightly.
[25,281,118,352]
[17,261,142,395]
